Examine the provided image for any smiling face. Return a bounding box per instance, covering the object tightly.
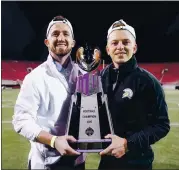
[106,29,137,68]
[44,22,75,57]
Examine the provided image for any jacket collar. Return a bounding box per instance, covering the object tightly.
[45,54,75,93]
[101,56,138,94]
[109,55,138,76]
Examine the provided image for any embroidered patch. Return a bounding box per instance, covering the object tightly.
[122,88,133,99]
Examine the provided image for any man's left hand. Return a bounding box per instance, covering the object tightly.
[99,134,128,158]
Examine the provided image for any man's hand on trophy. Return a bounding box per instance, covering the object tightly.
[54,135,80,156]
[99,134,128,158]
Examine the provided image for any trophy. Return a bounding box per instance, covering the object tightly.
[66,45,114,153]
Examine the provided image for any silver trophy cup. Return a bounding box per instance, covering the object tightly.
[66,45,114,152]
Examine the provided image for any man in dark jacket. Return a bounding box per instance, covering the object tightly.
[98,19,170,170]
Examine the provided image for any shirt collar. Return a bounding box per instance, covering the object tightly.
[54,60,64,72]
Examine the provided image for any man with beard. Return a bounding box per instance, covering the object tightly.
[12,15,85,170]
[98,20,170,170]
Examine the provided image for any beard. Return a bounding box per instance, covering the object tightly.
[53,47,71,57]
[49,46,72,63]
[56,52,68,57]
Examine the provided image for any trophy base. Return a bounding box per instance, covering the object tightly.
[70,139,111,153]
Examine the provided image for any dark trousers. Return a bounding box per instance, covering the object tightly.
[28,156,85,170]
[98,165,152,170]
[46,162,85,170]
[98,156,153,170]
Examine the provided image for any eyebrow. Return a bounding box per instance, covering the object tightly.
[51,30,70,34]
[110,38,131,42]
[122,39,131,42]
[63,30,70,34]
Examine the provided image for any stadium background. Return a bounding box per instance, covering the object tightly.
[1,1,179,169]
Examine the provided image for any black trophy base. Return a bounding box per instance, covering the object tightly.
[69,139,111,153]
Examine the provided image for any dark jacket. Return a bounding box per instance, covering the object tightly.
[99,56,170,169]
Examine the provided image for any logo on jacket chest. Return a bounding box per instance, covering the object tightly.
[122,88,133,99]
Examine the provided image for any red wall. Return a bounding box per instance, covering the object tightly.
[2,60,179,85]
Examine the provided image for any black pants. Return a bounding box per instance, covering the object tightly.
[46,162,85,170]
[98,156,153,170]
[98,165,152,170]
[28,156,85,170]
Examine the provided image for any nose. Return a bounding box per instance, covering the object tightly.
[116,41,124,50]
[58,33,65,41]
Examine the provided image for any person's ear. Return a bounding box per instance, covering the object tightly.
[106,45,110,55]
[71,40,76,48]
[44,39,49,48]
[133,43,137,54]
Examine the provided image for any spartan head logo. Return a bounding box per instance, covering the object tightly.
[122,88,133,99]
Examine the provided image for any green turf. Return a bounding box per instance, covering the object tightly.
[2,108,14,121]
[2,123,30,169]
[2,89,179,169]
[152,127,179,169]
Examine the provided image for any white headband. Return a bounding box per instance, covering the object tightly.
[107,19,136,39]
[46,19,74,38]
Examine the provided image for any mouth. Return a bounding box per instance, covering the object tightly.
[114,50,126,55]
[115,52,126,55]
[56,43,67,47]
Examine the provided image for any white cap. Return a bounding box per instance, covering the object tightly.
[46,17,74,38]
[107,19,136,39]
